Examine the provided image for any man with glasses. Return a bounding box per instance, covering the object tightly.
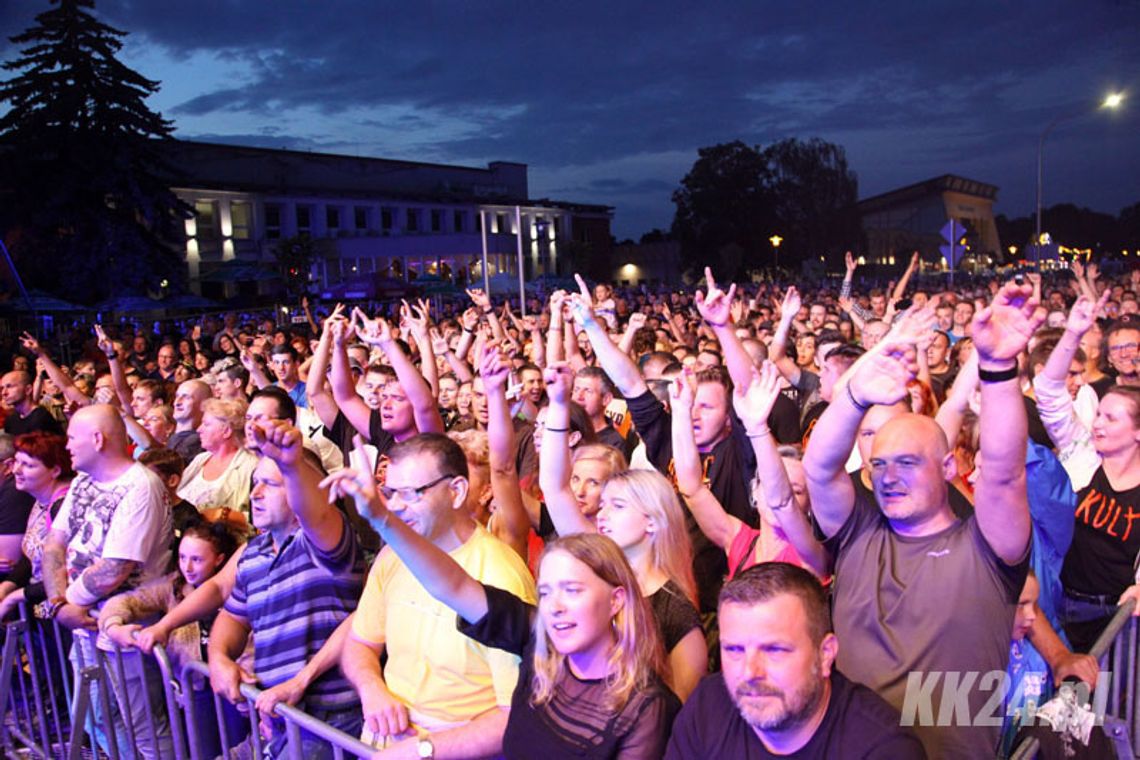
[341,433,535,759]
[1105,321,1139,388]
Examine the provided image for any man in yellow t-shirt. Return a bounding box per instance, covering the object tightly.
[342,434,535,758]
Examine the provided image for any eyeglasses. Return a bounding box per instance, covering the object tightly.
[380,473,457,503]
[1108,343,1138,355]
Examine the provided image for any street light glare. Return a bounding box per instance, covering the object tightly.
[1103,92,1124,109]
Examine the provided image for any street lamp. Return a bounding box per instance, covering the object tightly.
[1035,91,1125,266]
[769,235,783,269]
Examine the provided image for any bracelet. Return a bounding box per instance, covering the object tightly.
[481,307,493,315]
[545,426,570,433]
[746,427,771,439]
[35,597,65,620]
[845,383,870,412]
[978,364,1018,383]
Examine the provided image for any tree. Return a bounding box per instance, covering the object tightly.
[671,138,861,278]
[0,0,190,304]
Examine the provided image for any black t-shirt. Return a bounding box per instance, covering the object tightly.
[1061,466,1140,598]
[1022,395,1054,449]
[1090,375,1116,400]
[3,405,60,436]
[596,423,638,462]
[459,584,680,760]
[648,581,701,653]
[768,393,802,445]
[665,671,926,759]
[326,409,394,463]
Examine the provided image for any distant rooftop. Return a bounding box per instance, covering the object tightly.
[857,174,999,212]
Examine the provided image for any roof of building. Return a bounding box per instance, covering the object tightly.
[857,174,999,213]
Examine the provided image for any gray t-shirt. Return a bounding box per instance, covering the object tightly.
[825,490,1028,759]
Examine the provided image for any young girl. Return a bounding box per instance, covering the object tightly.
[540,363,707,702]
[323,455,679,760]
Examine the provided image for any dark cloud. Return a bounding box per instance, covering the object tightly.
[2,0,1138,236]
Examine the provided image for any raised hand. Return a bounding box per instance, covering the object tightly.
[477,342,511,392]
[889,303,938,347]
[733,361,783,433]
[694,266,737,328]
[519,315,538,332]
[1067,291,1110,336]
[668,368,696,412]
[93,324,115,358]
[466,287,492,311]
[248,419,305,466]
[401,300,429,340]
[19,332,42,356]
[542,362,574,405]
[567,293,598,328]
[429,328,449,356]
[1071,259,1085,280]
[845,250,858,275]
[971,281,1046,363]
[239,346,257,372]
[847,343,918,407]
[779,286,801,322]
[628,312,648,332]
[573,274,596,307]
[352,307,393,346]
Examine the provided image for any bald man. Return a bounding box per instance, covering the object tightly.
[41,404,172,757]
[168,379,212,462]
[802,281,1042,759]
[1,370,59,435]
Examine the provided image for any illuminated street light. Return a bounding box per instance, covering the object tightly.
[769,235,783,269]
[1036,92,1125,267]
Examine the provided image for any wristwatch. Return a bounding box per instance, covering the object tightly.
[416,737,434,759]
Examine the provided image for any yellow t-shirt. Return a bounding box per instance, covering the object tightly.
[352,523,536,736]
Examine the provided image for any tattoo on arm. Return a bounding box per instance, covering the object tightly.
[80,558,140,600]
[42,541,68,599]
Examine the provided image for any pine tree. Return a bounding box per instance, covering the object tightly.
[0,0,190,304]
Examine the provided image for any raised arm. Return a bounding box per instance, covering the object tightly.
[935,348,978,447]
[538,363,596,537]
[569,275,648,398]
[618,312,647,355]
[94,325,133,410]
[20,333,89,408]
[890,252,920,301]
[329,317,375,438]
[734,363,830,577]
[305,305,346,429]
[478,343,530,558]
[404,299,439,397]
[803,344,915,537]
[695,267,755,389]
[670,370,738,549]
[355,307,444,435]
[969,280,1042,564]
[768,288,803,386]
[252,420,345,553]
[545,291,568,365]
[240,346,272,390]
[467,288,505,343]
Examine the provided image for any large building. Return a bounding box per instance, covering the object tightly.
[858,174,1001,271]
[160,141,613,299]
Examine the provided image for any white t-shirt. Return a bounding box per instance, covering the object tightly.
[55,462,172,612]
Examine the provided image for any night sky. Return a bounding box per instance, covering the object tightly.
[2,0,1138,240]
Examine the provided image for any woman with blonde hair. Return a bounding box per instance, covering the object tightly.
[540,363,707,702]
[323,455,679,759]
[178,397,258,514]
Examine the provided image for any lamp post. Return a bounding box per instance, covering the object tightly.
[1035,92,1124,267]
[769,235,783,270]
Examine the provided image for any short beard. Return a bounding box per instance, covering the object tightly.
[732,663,825,733]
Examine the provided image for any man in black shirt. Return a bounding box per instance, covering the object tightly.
[2,371,60,435]
[666,564,925,759]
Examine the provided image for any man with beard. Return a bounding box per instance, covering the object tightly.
[665,563,924,759]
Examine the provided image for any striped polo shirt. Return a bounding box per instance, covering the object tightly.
[225,510,364,712]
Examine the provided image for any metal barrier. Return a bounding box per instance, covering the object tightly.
[1,604,375,760]
[1097,600,1140,758]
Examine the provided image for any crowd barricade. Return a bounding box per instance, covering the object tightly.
[1,602,375,760]
[1010,600,1139,759]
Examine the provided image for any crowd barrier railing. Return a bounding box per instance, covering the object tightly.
[1,603,376,760]
[1010,599,1139,759]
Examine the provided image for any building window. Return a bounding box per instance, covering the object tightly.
[496,213,509,234]
[296,206,312,235]
[552,217,561,239]
[381,208,394,231]
[230,202,252,240]
[454,210,465,232]
[354,206,368,230]
[475,212,483,233]
[265,204,282,240]
[406,208,420,232]
[194,201,219,242]
[431,209,442,232]
[326,207,341,231]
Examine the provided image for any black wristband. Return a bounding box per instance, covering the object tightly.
[845,383,870,412]
[545,426,570,433]
[978,365,1019,383]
